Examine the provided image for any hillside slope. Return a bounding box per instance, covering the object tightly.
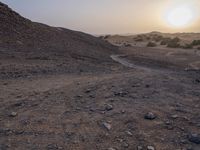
[0,2,117,78]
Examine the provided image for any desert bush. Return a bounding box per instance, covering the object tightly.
[191,40,200,46]
[99,36,104,39]
[160,37,171,45]
[124,43,132,47]
[134,38,143,42]
[147,42,157,47]
[182,44,193,49]
[167,37,181,48]
[103,35,110,39]
[154,35,163,42]
[146,36,151,40]
[134,35,145,42]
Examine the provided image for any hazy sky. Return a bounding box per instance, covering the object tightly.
[2,0,200,34]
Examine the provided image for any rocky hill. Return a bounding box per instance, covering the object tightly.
[0,2,118,78]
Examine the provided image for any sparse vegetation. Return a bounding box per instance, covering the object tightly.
[167,37,181,48]
[134,35,144,42]
[152,34,163,42]
[160,37,171,45]
[147,41,157,47]
[103,35,110,39]
[124,43,132,47]
[191,40,200,46]
[182,44,193,49]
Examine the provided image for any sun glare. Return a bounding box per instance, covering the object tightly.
[166,6,194,27]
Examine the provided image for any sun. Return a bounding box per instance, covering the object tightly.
[166,6,194,27]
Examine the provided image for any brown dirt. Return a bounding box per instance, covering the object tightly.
[0,2,200,150]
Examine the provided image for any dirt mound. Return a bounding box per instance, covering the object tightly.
[0,2,118,78]
[0,2,116,59]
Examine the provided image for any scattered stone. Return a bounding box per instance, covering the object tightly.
[121,110,125,114]
[85,89,91,93]
[147,146,155,150]
[3,82,8,85]
[125,131,133,136]
[145,84,150,88]
[109,99,115,103]
[15,130,24,135]
[77,95,83,98]
[144,112,156,120]
[13,102,24,107]
[16,40,23,45]
[188,133,200,144]
[195,79,200,83]
[180,139,187,144]
[132,84,140,87]
[137,146,143,150]
[105,104,113,111]
[47,144,60,150]
[102,122,112,131]
[165,125,174,130]
[108,148,116,150]
[89,94,95,98]
[114,91,128,97]
[117,138,124,143]
[171,114,178,119]
[165,120,171,125]
[186,146,193,150]
[123,142,129,148]
[10,112,17,117]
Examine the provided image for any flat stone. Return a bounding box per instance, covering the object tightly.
[85,89,91,93]
[123,142,129,148]
[144,112,156,120]
[188,133,200,144]
[125,131,133,136]
[137,146,143,150]
[105,104,113,111]
[171,114,178,119]
[108,148,116,150]
[10,112,17,117]
[102,122,112,131]
[147,146,155,150]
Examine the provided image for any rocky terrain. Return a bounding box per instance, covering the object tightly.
[103,32,200,50]
[0,2,200,150]
[0,2,118,79]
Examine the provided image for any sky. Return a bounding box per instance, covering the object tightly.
[1,0,200,35]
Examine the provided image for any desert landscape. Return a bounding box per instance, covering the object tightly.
[0,1,200,150]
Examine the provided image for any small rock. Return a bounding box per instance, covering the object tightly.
[180,139,187,144]
[13,102,24,107]
[188,133,200,144]
[165,120,171,125]
[105,104,113,111]
[171,114,178,119]
[77,95,83,98]
[147,146,155,150]
[108,148,116,150]
[125,131,133,136]
[10,112,17,117]
[102,122,112,131]
[89,94,95,98]
[195,79,200,83]
[123,142,129,148]
[144,112,156,120]
[85,89,91,93]
[137,146,143,150]
[114,91,128,97]
[145,84,150,88]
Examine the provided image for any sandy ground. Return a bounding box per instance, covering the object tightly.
[1,46,200,150]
